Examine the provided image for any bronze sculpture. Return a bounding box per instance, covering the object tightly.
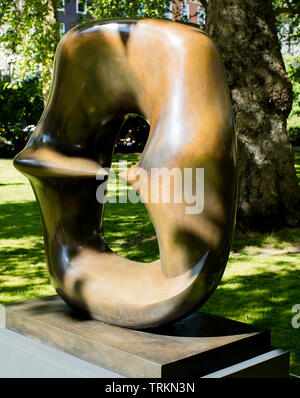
[14,19,237,329]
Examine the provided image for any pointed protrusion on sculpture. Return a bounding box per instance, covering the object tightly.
[14,147,108,179]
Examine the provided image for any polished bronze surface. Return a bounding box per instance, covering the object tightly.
[14,19,237,329]
[4,296,270,377]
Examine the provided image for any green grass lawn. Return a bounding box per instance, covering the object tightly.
[0,151,299,376]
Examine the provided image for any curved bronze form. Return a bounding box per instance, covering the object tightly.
[14,19,237,329]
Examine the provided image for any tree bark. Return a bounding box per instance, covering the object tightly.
[206,0,300,230]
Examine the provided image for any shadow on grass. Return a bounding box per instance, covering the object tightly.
[0,238,49,299]
[231,228,300,253]
[0,197,159,265]
[104,152,160,262]
[0,200,50,302]
[103,200,159,263]
[0,201,43,239]
[0,280,50,297]
[112,153,141,165]
[1,243,45,273]
[202,257,300,374]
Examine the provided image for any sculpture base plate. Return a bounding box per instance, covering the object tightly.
[1,295,288,377]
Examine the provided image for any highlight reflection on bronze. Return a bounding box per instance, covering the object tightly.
[14,19,237,329]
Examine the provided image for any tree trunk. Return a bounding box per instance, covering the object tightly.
[206,0,300,230]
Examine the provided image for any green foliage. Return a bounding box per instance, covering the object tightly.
[85,0,174,20]
[0,0,178,98]
[0,0,59,98]
[272,0,300,53]
[284,55,300,145]
[0,76,43,157]
[0,0,298,101]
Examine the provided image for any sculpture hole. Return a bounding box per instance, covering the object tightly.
[103,115,159,263]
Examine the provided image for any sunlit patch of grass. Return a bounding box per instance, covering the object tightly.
[104,153,159,262]
[0,159,56,304]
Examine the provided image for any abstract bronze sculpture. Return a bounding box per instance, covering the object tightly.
[14,19,237,329]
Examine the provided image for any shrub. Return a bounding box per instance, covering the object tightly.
[0,75,43,157]
[288,126,300,146]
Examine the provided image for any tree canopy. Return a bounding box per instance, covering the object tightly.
[0,0,59,96]
[0,0,298,94]
[273,0,299,51]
